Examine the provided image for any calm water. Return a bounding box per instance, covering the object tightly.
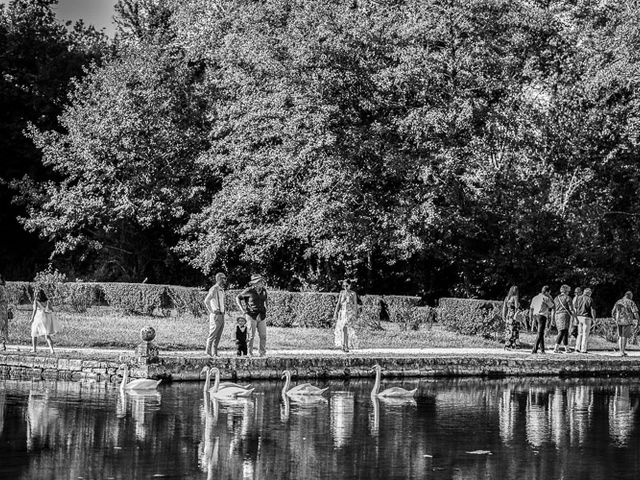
[1,376,640,479]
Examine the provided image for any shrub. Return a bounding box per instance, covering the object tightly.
[438,297,505,340]
[4,281,31,305]
[399,306,436,331]
[591,317,618,343]
[101,283,171,315]
[167,285,207,317]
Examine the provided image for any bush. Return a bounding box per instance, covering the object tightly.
[591,317,618,343]
[438,297,505,340]
[101,283,171,315]
[3,280,422,328]
[4,281,31,305]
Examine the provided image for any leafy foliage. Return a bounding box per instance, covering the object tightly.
[9,0,640,307]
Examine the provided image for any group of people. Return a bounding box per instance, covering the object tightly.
[203,274,361,357]
[503,285,639,356]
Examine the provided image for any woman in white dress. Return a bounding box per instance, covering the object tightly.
[30,289,58,353]
[332,280,359,352]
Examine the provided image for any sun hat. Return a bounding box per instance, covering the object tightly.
[249,274,264,285]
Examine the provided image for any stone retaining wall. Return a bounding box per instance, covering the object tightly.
[2,351,640,382]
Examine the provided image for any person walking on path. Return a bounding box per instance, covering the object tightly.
[236,274,268,357]
[0,275,9,351]
[574,288,596,353]
[553,285,575,353]
[333,280,360,352]
[30,289,58,354]
[572,287,583,347]
[204,272,227,357]
[530,286,554,354]
[612,291,639,357]
[503,286,520,349]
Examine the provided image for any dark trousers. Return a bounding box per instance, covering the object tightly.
[532,315,547,352]
[237,342,247,356]
[556,328,569,346]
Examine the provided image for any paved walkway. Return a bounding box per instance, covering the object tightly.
[3,344,637,359]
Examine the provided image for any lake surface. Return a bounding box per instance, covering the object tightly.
[1,375,640,479]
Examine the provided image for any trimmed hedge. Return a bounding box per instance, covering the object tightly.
[438,297,505,340]
[4,281,421,328]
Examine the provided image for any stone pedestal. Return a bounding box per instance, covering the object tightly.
[135,326,160,364]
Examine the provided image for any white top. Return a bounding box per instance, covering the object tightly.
[530,293,554,316]
[208,284,225,313]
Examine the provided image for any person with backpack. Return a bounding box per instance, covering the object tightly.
[611,291,639,357]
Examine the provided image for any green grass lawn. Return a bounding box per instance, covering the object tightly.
[7,307,627,352]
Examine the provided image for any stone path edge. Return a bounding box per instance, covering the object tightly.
[1,347,640,383]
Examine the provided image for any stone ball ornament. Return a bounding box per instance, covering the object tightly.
[140,326,156,342]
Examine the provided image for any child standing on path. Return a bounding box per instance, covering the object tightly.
[30,289,58,354]
[235,316,248,356]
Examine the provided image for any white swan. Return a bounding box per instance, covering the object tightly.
[370,365,416,398]
[119,364,161,391]
[281,370,329,397]
[201,366,251,392]
[209,367,254,399]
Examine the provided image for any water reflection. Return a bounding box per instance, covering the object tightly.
[1,377,640,480]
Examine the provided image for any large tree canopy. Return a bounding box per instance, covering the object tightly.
[13,0,640,304]
[0,0,107,279]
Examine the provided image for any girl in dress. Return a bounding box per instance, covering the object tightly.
[30,289,58,354]
[333,280,360,352]
[503,285,520,349]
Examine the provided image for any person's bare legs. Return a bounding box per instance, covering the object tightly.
[619,336,627,356]
[31,336,37,352]
[45,335,54,354]
[342,326,349,352]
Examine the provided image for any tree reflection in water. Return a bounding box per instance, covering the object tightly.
[1,377,640,479]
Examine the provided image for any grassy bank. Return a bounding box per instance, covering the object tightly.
[6,307,625,352]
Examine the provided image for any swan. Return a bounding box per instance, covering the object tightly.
[209,367,254,399]
[119,364,161,391]
[281,370,328,397]
[370,365,416,398]
[201,366,251,392]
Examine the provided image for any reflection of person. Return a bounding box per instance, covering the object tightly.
[30,289,57,354]
[612,291,639,357]
[574,288,596,353]
[379,296,389,323]
[235,316,248,356]
[502,286,520,349]
[236,274,268,357]
[204,272,227,357]
[333,280,360,352]
[553,285,574,353]
[530,286,554,354]
[0,275,9,351]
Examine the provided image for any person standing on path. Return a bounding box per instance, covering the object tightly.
[333,280,360,352]
[553,285,575,353]
[0,275,9,351]
[611,291,639,357]
[236,274,268,357]
[574,288,596,353]
[572,287,583,348]
[503,286,520,349]
[204,272,227,357]
[530,286,554,354]
[30,289,57,354]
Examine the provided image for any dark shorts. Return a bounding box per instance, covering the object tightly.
[618,325,633,338]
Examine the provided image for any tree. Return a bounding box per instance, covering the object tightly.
[0,0,107,278]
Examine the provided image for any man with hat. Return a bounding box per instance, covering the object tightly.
[236,274,268,356]
[204,272,227,357]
